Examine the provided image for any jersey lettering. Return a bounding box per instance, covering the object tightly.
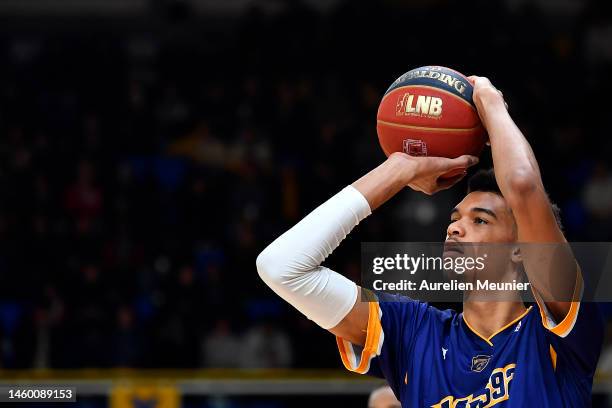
[432,364,516,408]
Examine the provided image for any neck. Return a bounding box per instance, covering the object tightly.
[462,301,527,339]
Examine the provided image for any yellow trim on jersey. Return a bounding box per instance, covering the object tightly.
[336,302,384,374]
[462,316,494,346]
[535,266,583,338]
[549,345,557,371]
[462,306,533,347]
[485,306,533,340]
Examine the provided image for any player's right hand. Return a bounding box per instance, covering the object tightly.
[389,152,479,195]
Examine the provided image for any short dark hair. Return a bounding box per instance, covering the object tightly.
[467,169,563,230]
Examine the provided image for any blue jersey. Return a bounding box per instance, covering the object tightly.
[336,293,603,407]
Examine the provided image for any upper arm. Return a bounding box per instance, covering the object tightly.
[543,302,604,376]
[508,179,565,243]
[329,286,370,346]
[333,293,431,392]
[510,182,603,372]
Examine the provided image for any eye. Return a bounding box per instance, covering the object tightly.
[474,217,488,225]
[449,218,459,223]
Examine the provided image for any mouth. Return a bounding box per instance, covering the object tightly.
[443,241,464,255]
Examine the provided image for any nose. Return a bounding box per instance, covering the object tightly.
[446,220,466,239]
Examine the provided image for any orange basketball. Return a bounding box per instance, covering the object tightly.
[377,66,486,163]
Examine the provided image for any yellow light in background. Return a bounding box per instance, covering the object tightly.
[110,385,179,408]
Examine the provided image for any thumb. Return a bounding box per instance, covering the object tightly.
[447,155,479,170]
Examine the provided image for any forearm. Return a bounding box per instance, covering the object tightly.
[352,153,416,210]
[477,93,543,198]
[470,76,574,321]
[256,185,371,329]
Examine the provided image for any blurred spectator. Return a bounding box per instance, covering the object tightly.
[112,306,141,367]
[33,285,64,369]
[154,265,203,367]
[202,319,242,368]
[241,322,293,368]
[69,264,110,367]
[167,122,228,169]
[368,385,401,408]
[64,160,103,233]
[583,161,612,220]
[585,21,612,63]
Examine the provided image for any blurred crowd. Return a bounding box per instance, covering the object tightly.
[0,0,611,371]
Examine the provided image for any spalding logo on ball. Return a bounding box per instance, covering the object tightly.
[377,66,486,159]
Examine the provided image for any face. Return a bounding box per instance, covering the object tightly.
[446,191,516,244]
[445,192,520,287]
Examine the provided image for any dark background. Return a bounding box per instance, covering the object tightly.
[0,0,611,403]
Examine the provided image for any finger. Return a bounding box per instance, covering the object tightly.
[479,76,492,87]
[437,173,466,190]
[411,183,433,195]
[407,183,423,193]
[467,75,477,85]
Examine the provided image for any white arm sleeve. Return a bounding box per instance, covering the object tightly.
[256,185,372,329]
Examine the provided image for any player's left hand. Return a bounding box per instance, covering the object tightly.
[389,152,479,195]
[468,76,508,146]
[468,75,506,109]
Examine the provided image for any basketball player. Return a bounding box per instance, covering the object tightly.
[369,385,401,408]
[257,76,604,406]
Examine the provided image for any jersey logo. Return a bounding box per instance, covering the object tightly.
[471,355,491,373]
[442,347,448,360]
[514,321,522,332]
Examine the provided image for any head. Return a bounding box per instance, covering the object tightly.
[368,385,401,408]
[444,169,562,290]
[447,168,561,243]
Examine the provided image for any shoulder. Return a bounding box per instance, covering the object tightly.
[376,293,457,328]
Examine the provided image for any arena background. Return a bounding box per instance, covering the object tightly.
[0,0,611,407]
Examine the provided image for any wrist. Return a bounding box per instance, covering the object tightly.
[474,90,507,131]
[387,153,418,185]
[352,153,415,211]
[474,88,506,113]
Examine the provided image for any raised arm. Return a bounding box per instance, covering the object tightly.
[470,76,576,322]
[256,152,478,347]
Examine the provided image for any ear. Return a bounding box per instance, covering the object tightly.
[510,246,522,265]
